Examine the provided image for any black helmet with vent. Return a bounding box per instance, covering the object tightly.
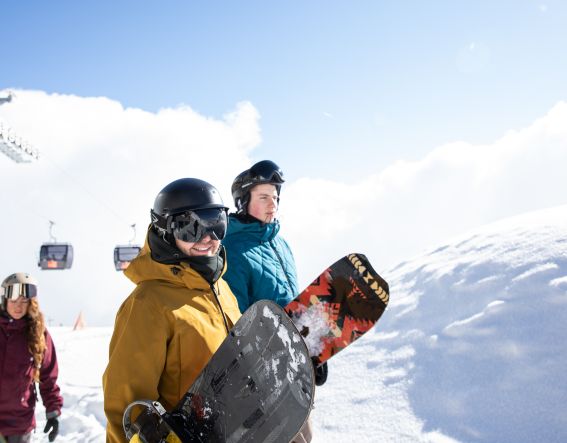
[151,178,229,242]
[231,160,285,215]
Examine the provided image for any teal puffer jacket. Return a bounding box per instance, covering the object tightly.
[222,215,299,312]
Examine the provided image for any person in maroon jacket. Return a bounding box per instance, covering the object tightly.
[0,273,63,443]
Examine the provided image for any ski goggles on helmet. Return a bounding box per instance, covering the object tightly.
[244,160,285,188]
[0,283,38,300]
[170,208,228,243]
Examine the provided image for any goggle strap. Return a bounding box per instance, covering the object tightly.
[151,209,172,235]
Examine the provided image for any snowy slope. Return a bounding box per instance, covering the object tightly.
[32,204,567,442]
[312,204,567,443]
[33,327,109,442]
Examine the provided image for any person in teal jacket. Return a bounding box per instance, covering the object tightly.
[223,160,328,443]
[222,160,299,313]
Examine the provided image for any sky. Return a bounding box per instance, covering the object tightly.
[2,1,567,180]
[34,204,567,442]
[1,2,567,326]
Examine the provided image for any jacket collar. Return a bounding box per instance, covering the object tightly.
[124,233,228,289]
[0,313,27,331]
[227,214,280,242]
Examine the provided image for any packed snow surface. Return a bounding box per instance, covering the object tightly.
[30,205,567,442]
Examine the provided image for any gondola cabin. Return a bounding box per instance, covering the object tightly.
[114,245,141,271]
[38,243,74,270]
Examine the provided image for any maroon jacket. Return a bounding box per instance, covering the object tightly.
[0,314,63,436]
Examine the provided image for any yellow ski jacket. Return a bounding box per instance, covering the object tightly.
[102,242,241,443]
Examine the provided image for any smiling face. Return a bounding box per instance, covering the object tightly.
[6,296,30,320]
[247,183,279,223]
[175,234,220,257]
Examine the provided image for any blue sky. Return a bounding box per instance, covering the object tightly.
[3,1,567,181]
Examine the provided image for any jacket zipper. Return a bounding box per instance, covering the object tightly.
[211,283,231,335]
[269,240,294,293]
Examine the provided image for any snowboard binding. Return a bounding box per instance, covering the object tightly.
[123,400,182,443]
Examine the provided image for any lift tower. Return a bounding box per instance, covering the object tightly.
[0,90,40,163]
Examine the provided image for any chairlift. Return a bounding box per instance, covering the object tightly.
[38,221,74,270]
[114,224,141,271]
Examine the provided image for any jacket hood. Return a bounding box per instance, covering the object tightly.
[226,214,280,243]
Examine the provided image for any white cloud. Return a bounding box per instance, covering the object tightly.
[283,101,567,287]
[0,90,260,325]
[2,90,567,326]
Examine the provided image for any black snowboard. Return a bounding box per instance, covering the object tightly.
[123,300,314,443]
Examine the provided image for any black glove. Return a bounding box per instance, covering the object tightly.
[135,408,169,442]
[44,417,59,442]
[314,361,328,386]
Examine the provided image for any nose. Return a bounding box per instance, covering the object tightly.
[199,234,213,242]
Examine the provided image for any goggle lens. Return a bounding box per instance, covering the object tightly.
[249,160,284,184]
[1,283,37,300]
[172,208,228,243]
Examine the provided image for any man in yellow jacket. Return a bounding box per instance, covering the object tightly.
[103,178,242,443]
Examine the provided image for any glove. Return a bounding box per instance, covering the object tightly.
[44,417,59,442]
[314,361,328,386]
[135,408,168,442]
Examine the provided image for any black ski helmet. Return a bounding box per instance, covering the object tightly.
[231,160,285,215]
[151,178,229,239]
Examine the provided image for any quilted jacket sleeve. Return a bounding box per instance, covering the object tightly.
[39,329,64,417]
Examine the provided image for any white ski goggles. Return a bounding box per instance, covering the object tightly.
[0,283,38,300]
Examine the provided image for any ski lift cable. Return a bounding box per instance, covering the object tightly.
[39,150,133,227]
[2,92,136,239]
[3,92,139,273]
[1,180,68,237]
[48,220,57,242]
[5,148,139,258]
[15,154,135,242]
[129,224,137,244]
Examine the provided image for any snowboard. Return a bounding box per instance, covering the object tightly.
[123,300,314,443]
[284,253,389,366]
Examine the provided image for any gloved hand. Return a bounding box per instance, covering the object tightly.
[135,408,168,442]
[44,417,59,442]
[314,361,328,386]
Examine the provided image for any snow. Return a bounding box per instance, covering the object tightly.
[288,303,332,357]
[262,304,307,382]
[31,204,567,442]
[33,328,110,442]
